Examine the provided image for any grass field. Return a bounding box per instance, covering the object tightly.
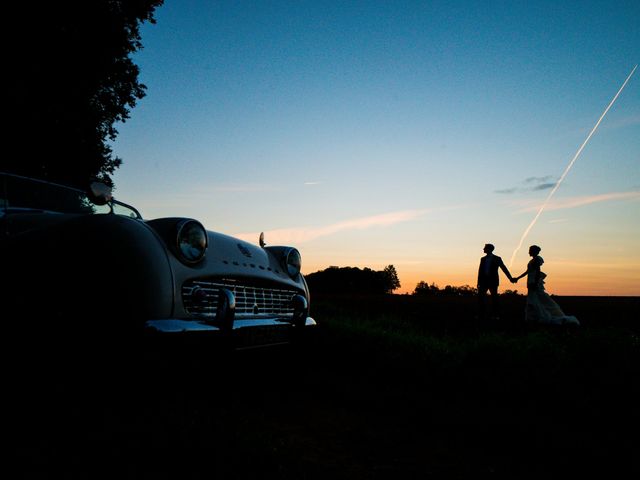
[9,294,640,478]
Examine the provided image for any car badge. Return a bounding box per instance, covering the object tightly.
[237,243,252,258]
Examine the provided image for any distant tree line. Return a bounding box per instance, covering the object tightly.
[305,267,524,297]
[413,281,522,297]
[306,265,401,295]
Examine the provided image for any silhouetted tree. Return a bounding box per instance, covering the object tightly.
[413,281,440,296]
[413,281,477,296]
[502,289,524,297]
[382,265,401,293]
[441,285,477,296]
[4,1,163,188]
[306,265,400,295]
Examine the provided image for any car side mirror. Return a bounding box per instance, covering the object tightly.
[88,182,113,206]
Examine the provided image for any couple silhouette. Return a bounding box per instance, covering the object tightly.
[477,243,579,326]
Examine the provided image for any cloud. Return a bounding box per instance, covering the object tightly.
[525,176,554,184]
[304,181,322,186]
[494,187,518,194]
[516,191,640,212]
[234,208,432,244]
[532,183,556,191]
[496,176,557,194]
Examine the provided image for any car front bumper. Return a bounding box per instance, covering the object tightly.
[145,317,317,333]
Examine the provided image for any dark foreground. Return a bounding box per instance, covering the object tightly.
[8,295,640,478]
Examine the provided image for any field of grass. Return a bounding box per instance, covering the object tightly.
[9,294,640,478]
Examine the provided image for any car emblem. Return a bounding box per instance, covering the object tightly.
[253,303,259,315]
[237,243,252,258]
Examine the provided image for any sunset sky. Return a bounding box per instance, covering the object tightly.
[112,0,639,296]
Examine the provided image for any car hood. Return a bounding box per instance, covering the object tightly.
[141,217,305,291]
[203,231,301,287]
[207,230,269,264]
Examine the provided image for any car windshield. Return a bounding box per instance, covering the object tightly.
[0,172,142,219]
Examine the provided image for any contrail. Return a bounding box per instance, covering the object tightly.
[509,65,637,268]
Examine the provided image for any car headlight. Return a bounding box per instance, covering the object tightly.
[176,220,208,263]
[285,248,301,278]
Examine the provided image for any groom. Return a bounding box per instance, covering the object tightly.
[477,243,514,322]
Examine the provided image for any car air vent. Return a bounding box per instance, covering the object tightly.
[182,280,298,319]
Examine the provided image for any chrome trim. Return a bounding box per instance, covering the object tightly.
[216,288,235,330]
[291,294,308,328]
[0,171,142,219]
[284,248,301,278]
[145,319,220,333]
[182,280,299,319]
[145,317,315,333]
[175,219,208,264]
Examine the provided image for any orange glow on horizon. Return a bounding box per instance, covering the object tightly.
[303,261,640,297]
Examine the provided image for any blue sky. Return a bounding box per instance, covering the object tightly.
[112,1,639,295]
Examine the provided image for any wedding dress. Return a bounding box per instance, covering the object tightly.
[525,257,579,326]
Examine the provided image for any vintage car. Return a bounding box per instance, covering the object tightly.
[0,172,316,352]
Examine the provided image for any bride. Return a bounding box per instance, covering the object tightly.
[513,245,579,326]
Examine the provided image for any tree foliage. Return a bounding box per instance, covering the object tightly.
[4,1,163,188]
[306,265,401,295]
[413,281,478,297]
[413,281,441,296]
[502,289,524,297]
[382,265,401,294]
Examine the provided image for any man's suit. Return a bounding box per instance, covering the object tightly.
[477,253,510,319]
[478,253,509,289]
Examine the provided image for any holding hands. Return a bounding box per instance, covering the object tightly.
[511,272,527,283]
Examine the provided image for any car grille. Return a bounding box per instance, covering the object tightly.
[182,280,298,319]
